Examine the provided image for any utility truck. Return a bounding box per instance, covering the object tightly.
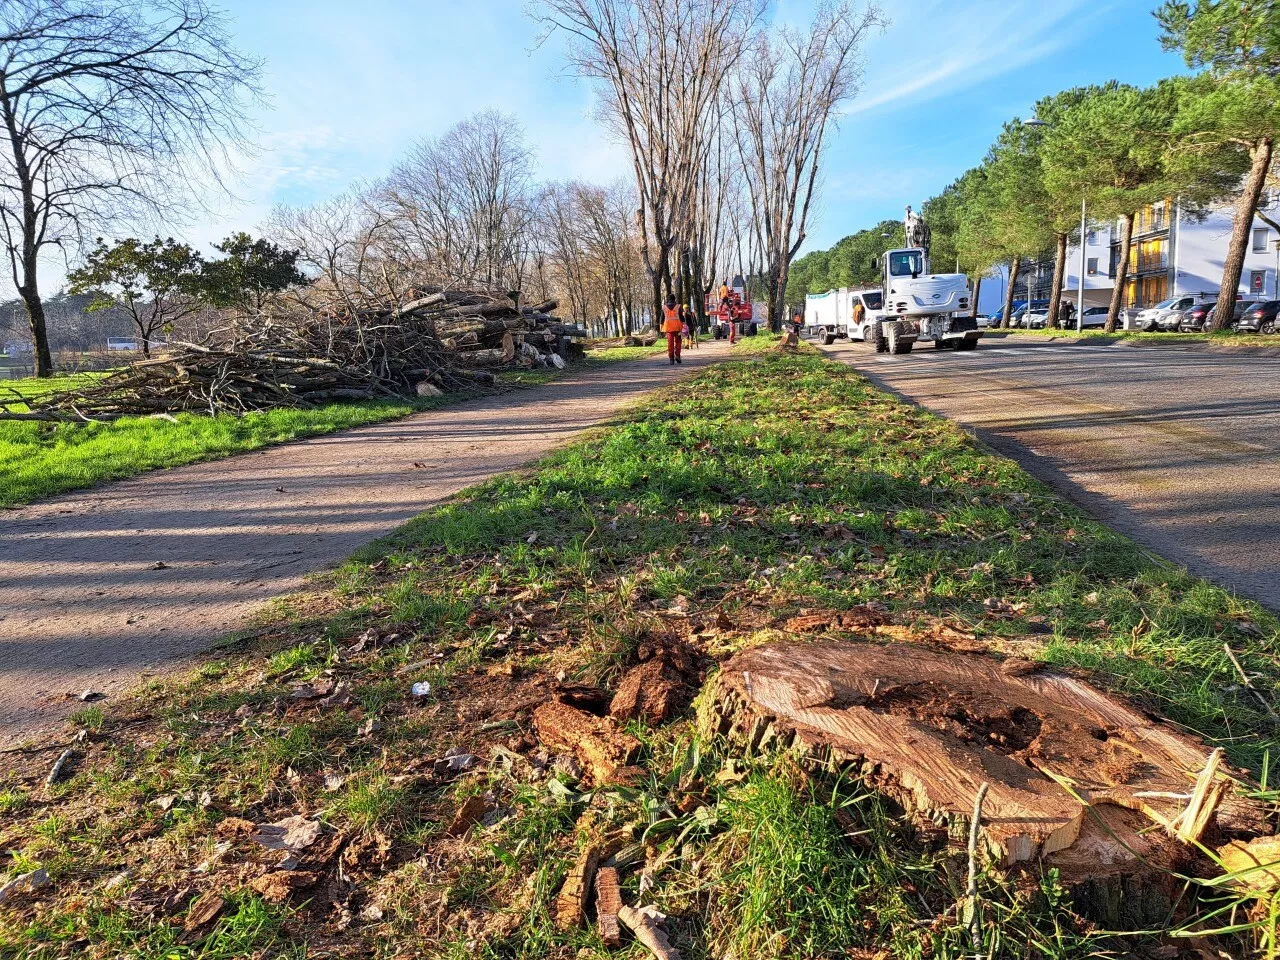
[872,246,981,353]
[803,288,886,344]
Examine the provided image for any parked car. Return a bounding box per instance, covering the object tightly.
[1019,300,1054,328]
[1008,299,1050,328]
[1177,299,1260,332]
[1133,294,1215,332]
[986,300,1027,327]
[1236,300,1280,333]
[1079,306,1109,328]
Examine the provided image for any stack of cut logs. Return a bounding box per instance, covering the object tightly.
[0,288,588,422]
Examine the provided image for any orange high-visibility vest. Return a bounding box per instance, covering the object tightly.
[662,305,683,333]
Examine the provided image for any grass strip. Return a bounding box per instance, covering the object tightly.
[2,348,1277,959]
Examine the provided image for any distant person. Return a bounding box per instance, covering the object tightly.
[851,299,865,333]
[1060,300,1075,327]
[719,280,731,308]
[662,295,683,365]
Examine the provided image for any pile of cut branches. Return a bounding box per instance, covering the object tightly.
[0,289,587,422]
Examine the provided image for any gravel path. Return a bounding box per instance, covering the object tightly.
[823,336,1280,613]
[0,344,726,746]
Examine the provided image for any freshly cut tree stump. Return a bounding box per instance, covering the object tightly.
[702,642,1267,874]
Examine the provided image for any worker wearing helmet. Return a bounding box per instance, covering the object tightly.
[662,295,683,365]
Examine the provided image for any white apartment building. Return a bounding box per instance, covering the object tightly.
[974,195,1280,315]
[1064,195,1280,308]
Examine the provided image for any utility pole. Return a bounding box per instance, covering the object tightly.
[1077,192,1087,332]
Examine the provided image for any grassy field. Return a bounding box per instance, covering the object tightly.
[3,347,1278,959]
[0,353,640,508]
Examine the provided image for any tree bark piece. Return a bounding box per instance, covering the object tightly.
[534,702,641,785]
[703,642,1266,871]
[1217,836,1280,891]
[610,643,699,725]
[594,866,623,947]
[618,904,682,960]
[554,844,600,931]
[446,794,489,838]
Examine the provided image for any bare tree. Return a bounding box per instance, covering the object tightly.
[731,2,882,330]
[532,0,763,328]
[379,111,537,294]
[0,0,263,376]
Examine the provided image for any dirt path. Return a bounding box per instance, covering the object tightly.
[0,343,727,746]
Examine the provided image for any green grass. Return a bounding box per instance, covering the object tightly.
[3,349,1278,957]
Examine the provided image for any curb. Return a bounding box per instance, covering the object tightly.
[987,332,1280,358]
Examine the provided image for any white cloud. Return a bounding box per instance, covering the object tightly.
[846,0,1097,118]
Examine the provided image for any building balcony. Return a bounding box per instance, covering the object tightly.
[1134,252,1169,274]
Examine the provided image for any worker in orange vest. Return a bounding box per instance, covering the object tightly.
[662,295,683,365]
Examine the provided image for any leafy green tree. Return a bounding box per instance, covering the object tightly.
[930,168,999,319]
[1158,0,1280,330]
[200,232,308,315]
[67,238,205,356]
[979,121,1058,328]
[1042,84,1179,332]
[1031,85,1119,328]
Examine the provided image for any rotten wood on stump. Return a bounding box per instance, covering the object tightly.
[701,641,1269,924]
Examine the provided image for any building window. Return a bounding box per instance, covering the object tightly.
[1254,227,1270,253]
[1087,230,1097,245]
[1086,257,1098,276]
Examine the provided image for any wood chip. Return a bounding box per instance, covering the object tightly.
[594,866,623,947]
[183,891,225,931]
[446,794,489,838]
[249,871,320,903]
[554,844,600,931]
[619,904,682,960]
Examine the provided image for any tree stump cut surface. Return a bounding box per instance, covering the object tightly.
[712,642,1264,867]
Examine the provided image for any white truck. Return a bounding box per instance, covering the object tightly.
[803,287,886,344]
[871,246,981,354]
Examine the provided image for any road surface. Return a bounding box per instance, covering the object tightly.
[822,336,1280,612]
[0,343,726,747]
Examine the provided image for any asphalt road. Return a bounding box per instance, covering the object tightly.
[821,335,1280,612]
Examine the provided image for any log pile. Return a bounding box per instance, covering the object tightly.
[0,289,588,422]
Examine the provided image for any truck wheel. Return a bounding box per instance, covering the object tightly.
[822,332,835,346]
[887,324,913,354]
[873,322,888,353]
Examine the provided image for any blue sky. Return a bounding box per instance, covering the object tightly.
[184,0,1192,258]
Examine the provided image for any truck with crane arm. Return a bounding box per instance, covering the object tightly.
[868,206,982,353]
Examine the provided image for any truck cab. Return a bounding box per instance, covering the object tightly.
[872,247,981,353]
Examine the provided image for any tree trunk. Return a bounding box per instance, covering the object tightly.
[649,268,663,335]
[1106,212,1135,334]
[1211,136,1274,332]
[1000,260,1020,329]
[971,276,982,319]
[1047,232,1068,330]
[18,284,53,377]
